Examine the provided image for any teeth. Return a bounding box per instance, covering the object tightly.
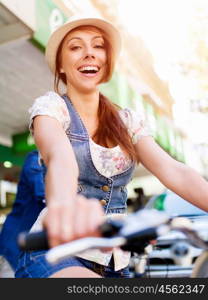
[79,66,99,72]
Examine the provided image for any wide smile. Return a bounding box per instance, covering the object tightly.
[77,65,101,78]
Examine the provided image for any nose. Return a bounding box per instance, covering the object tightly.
[83,46,95,59]
[84,53,95,59]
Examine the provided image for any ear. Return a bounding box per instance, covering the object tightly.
[60,68,65,73]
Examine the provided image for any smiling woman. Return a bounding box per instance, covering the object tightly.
[15,14,208,279]
[15,15,142,278]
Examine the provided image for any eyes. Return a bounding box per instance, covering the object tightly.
[70,44,105,51]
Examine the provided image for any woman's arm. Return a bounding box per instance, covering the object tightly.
[134,136,208,212]
[33,115,104,247]
[33,115,79,205]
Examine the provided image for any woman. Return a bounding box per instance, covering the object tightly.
[15,15,208,278]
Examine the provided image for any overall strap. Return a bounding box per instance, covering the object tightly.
[62,94,88,138]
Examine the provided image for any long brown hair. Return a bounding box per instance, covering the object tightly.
[54,25,138,162]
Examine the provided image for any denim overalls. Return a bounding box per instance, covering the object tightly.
[62,94,136,214]
[15,95,136,278]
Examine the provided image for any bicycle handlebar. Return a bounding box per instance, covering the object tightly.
[17,209,208,265]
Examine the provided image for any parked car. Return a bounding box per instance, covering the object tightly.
[137,190,208,277]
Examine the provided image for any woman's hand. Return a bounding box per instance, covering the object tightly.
[43,195,104,248]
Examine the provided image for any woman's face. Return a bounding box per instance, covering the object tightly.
[60,27,107,93]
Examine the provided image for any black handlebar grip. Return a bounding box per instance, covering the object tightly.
[18,230,49,251]
[99,219,123,237]
[124,227,158,241]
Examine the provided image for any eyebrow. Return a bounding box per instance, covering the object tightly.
[67,36,104,43]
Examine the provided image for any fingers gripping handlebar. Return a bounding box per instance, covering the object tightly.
[18,210,180,264]
[18,219,124,251]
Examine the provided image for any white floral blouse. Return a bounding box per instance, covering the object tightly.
[29,91,152,271]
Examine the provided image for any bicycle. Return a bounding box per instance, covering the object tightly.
[18,209,208,278]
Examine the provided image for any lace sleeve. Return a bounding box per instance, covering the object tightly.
[119,108,152,144]
[28,91,70,134]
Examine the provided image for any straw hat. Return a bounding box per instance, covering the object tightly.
[45,14,122,77]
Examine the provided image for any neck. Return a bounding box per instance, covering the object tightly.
[66,86,100,119]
